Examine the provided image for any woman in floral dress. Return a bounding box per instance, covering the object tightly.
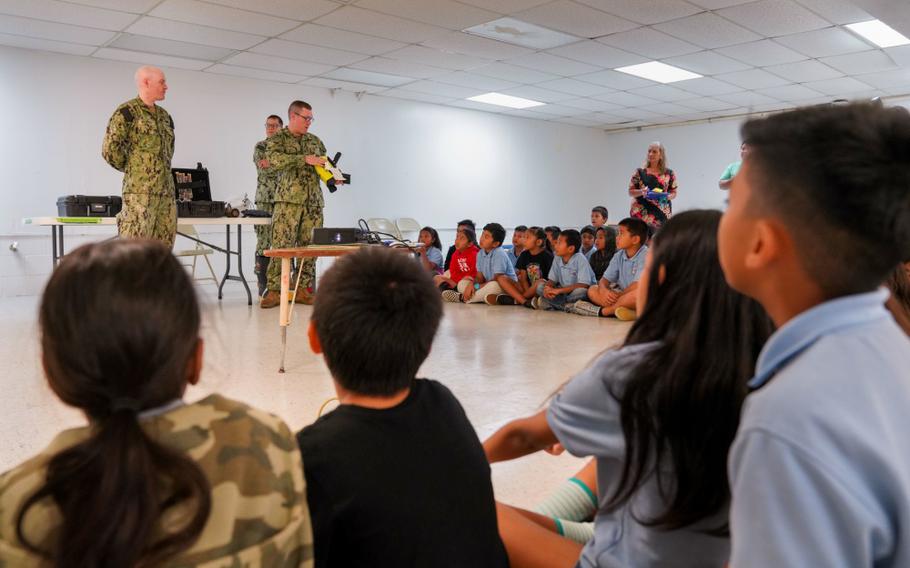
[628,142,678,231]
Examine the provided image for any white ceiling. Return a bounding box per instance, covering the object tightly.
[1,0,909,130]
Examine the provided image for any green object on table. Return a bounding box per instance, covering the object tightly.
[56,217,103,224]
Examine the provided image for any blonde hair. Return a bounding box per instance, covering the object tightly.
[643,142,667,173]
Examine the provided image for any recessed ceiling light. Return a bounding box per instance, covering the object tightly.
[464,17,580,50]
[615,61,702,84]
[846,19,910,48]
[467,92,545,109]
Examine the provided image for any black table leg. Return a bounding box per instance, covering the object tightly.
[51,226,57,268]
[235,224,253,305]
[218,225,230,300]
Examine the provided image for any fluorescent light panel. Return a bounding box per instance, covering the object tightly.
[467,92,544,109]
[615,61,702,84]
[846,19,910,48]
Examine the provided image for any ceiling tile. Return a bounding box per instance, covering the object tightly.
[445,99,506,112]
[110,33,234,61]
[387,45,490,71]
[802,76,874,95]
[0,0,136,30]
[715,39,808,66]
[0,14,116,46]
[354,0,500,30]
[500,84,579,102]
[472,61,562,83]
[561,97,624,111]
[716,0,829,37]
[626,84,697,102]
[674,76,743,95]
[280,24,405,55]
[535,77,613,96]
[504,51,601,76]
[454,0,552,13]
[515,0,638,38]
[751,101,797,112]
[553,116,603,127]
[66,0,159,12]
[314,6,448,43]
[854,68,910,89]
[792,0,872,25]
[592,90,660,106]
[663,50,751,75]
[821,50,898,75]
[675,96,738,110]
[380,89,456,104]
[205,63,305,82]
[597,27,703,59]
[421,31,533,60]
[640,101,695,115]
[654,13,761,49]
[579,111,633,124]
[765,60,842,82]
[608,106,668,120]
[323,67,415,87]
[755,83,823,101]
[300,76,389,93]
[403,80,484,97]
[774,27,874,58]
[574,0,702,25]
[503,108,561,119]
[432,71,520,91]
[547,40,648,68]
[251,39,369,66]
[522,103,590,116]
[715,68,791,89]
[885,45,910,68]
[127,17,264,50]
[93,47,213,70]
[223,52,335,76]
[576,69,653,89]
[149,0,298,36]
[204,0,338,21]
[349,57,450,79]
[463,16,581,50]
[0,32,96,56]
[686,0,754,7]
[714,90,780,106]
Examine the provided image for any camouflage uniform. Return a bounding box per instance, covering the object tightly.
[265,127,326,292]
[102,96,177,248]
[254,139,280,295]
[0,394,313,567]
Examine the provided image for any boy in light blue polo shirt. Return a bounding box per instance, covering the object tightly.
[504,225,527,268]
[448,222,518,305]
[718,102,910,568]
[534,229,596,311]
[574,218,649,319]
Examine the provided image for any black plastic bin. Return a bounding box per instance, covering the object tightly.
[177,200,226,218]
[56,195,122,217]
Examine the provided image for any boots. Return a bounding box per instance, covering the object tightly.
[293,287,315,305]
[254,255,269,298]
[260,290,280,309]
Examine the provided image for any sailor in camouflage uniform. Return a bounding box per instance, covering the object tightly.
[253,114,284,297]
[102,66,177,247]
[261,101,337,309]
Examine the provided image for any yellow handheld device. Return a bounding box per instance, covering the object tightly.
[315,152,351,193]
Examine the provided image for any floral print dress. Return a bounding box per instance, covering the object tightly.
[629,168,678,230]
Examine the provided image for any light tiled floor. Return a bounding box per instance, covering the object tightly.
[0,283,631,508]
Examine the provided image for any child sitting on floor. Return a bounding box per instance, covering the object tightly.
[506,225,527,267]
[544,226,561,252]
[580,225,596,259]
[533,229,596,311]
[443,223,518,305]
[574,218,648,320]
[490,226,554,306]
[416,226,444,275]
[434,228,478,292]
[588,227,614,281]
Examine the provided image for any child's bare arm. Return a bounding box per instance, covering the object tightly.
[483,410,557,463]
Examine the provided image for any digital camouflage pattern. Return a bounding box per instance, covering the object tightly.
[102,96,177,246]
[118,193,178,248]
[0,394,313,568]
[254,139,280,256]
[265,127,327,292]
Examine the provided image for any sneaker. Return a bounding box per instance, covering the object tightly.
[530,297,542,310]
[572,300,602,317]
[260,290,280,309]
[486,294,516,306]
[615,306,637,321]
[291,288,315,305]
[441,290,463,303]
[563,302,576,313]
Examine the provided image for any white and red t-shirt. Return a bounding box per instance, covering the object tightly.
[449,245,479,284]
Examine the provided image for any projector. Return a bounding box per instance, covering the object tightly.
[312,227,361,245]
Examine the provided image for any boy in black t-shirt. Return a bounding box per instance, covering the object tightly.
[297,246,508,568]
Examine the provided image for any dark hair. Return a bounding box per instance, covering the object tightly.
[559,229,581,255]
[618,217,649,245]
[514,225,528,233]
[267,114,283,126]
[457,219,476,231]
[544,226,561,238]
[741,102,910,297]
[483,222,506,247]
[886,262,910,335]
[591,206,608,219]
[313,246,443,396]
[420,226,442,250]
[526,226,547,251]
[580,225,595,236]
[20,240,211,567]
[288,100,312,118]
[459,227,477,246]
[606,210,773,533]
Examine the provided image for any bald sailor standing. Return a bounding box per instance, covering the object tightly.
[102,66,177,247]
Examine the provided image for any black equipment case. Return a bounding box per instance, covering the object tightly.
[172,162,225,217]
[56,195,122,217]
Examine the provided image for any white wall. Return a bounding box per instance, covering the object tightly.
[0,46,618,296]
